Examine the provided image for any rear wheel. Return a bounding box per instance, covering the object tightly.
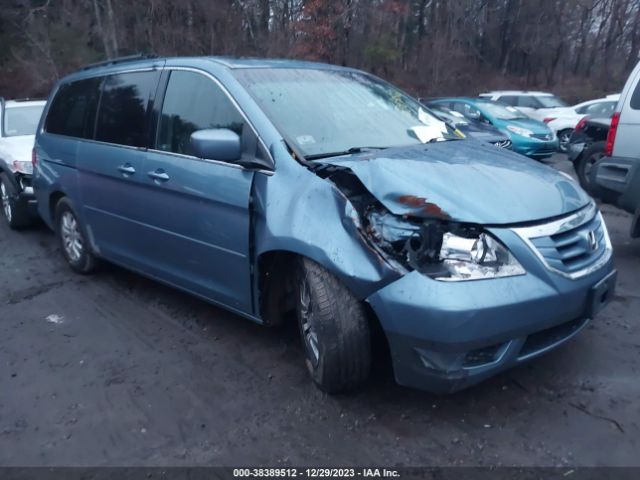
[55,198,97,274]
[0,173,29,229]
[295,258,371,393]
[558,129,573,153]
[576,141,605,194]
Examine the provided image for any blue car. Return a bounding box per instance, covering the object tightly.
[33,56,616,394]
[429,98,559,159]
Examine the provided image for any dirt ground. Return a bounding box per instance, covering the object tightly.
[1,155,639,467]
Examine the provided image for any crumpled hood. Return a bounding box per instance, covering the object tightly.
[0,135,35,163]
[322,140,590,225]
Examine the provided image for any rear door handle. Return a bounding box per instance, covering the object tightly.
[148,170,170,182]
[117,164,136,176]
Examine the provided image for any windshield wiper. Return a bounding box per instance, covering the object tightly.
[305,146,387,161]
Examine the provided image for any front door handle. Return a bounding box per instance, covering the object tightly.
[117,164,136,176]
[148,170,170,183]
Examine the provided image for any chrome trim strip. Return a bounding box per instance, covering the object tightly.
[146,148,274,176]
[512,202,596,239]
[512,205,613,280]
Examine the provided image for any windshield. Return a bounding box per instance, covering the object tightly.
[233,68,458,158]
[429,106,470,126]
[3,105,44,137]
[479,102,527,120]
[537,96,568,108]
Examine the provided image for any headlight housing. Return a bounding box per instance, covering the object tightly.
[367,211,525,281]
[506,125,534,138]
[435,231,525,281]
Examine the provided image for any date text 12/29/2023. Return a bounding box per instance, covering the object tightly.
[233,468,400,478]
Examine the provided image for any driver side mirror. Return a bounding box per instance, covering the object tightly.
[190,128,241,162]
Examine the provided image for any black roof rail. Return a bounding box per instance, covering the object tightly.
[81,53,158,71]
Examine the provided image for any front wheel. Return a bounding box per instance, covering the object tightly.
[558,129,573,153]
[0,174,29,229]
[55,198,97,274]
[295,258,371,393]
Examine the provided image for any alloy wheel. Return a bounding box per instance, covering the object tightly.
[61,211,84,262]
[558,131,572,153]
[299,277,320,368]
[0,182,12,223]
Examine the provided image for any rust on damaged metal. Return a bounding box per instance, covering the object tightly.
[397,195,451,219]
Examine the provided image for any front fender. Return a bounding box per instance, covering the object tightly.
[252,162,402,300]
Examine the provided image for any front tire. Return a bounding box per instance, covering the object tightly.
[0,173,29,229]
[55,198,97,274]
[295,258,371,393]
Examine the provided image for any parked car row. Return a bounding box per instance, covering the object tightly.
[0,56,625,395]
[0,98,46,228]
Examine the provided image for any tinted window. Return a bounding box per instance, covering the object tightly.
[95,71,157,147]
[498,96,518,106]
[46,78,101,138]
[157,71,245,155]
[516,96,542,108]
[631,79,640,110]
[536,96,567,108]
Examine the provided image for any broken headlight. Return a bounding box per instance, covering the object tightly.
[367,211,525,281]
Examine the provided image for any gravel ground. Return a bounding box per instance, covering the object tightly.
[1,154,639,467]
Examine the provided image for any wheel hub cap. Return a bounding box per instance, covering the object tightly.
[299,279,320,367]
[1,183,11,223]
[61,212,83,261]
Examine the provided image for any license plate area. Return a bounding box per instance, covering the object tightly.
[587,269,617,318]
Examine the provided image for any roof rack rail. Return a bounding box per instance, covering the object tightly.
[81,53,158,71]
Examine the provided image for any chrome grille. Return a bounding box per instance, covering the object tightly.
[512,203,612,279]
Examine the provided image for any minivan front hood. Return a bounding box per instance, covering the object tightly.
[321,141,590,225]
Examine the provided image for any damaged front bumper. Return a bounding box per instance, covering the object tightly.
[366,258,616,394]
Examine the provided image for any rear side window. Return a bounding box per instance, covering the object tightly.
[516,96,541,108]
[95,71,158,147]
[630,78,640,110]
[46,78,101,138]
[156,70,245,155]
[498,96,518,106]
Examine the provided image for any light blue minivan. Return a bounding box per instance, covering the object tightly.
[33,56,616,394]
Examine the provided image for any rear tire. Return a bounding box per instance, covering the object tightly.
[576,141,605,194]
[0,173,30,229]
[295,257,371,393]
[55,197,97,274]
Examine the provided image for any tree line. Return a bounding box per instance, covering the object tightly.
[1,0,639,102]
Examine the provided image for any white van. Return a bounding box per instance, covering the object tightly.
[593,62,640,238]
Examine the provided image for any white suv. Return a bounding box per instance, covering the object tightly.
[478,91,568,116]
[593,62,640,238]
[0,98,46,228]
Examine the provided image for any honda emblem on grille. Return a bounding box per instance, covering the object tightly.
[588,230,598,251]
